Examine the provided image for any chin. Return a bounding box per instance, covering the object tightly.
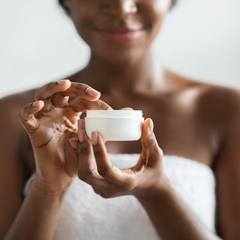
[93,47,147,65]
[90,36,151,65]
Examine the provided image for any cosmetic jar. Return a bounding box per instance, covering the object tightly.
[85,110,144,141]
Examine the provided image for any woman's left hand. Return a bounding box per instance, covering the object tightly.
[70,118,169,200]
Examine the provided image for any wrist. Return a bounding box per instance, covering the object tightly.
[30,176,71,197]
[135,175,174,202]
[27,179,70,209]
[32,170,76,193]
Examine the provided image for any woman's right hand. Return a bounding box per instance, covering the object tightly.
[18,80,111,194]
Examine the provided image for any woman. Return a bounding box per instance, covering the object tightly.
[0,0,240,239]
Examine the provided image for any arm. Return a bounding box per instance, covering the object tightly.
[1,80,111,240]
[4,182,69,240]
[213,93,240,240]
[0,95,69,240]
[137,179,221,240]
[0,97,29,240]
[71,118,223,240]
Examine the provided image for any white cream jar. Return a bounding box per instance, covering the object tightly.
[85,110,144,141]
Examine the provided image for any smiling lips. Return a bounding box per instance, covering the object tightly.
[94,28,143,42]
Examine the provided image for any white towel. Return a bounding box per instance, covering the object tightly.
[24,154,216,240]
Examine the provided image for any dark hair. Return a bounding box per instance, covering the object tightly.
[59,0,69,14]
[58,0,177,13]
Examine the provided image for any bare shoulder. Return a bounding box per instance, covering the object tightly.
[168,70,240,121]
[189,80,240,239]
[187,82,240,239]
[196,80,240,111]
[177,81,240,239]
[196,81,240,126]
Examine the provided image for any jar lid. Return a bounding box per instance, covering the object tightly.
[86,110,143,118]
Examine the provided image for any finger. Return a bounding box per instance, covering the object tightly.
[92,187,110,199]
[69,98,112,113]
[120,107,134,110]
[18,101,44,133]
[60,82,101,101]
[78,128,116,193]
[78,126,134,193]
[35,80,71,112]
[78,128,107,188]
[52,82,102,108]
[69,138,78,150]
[52,92,69,108]
[136,118,163,169]
[78,118,109,145]
[92,132,135,189]
[92,186,121,199]
[79,129,136,195]
[61,130,79,177]
[78,119,85,130]
[69,129,79,156]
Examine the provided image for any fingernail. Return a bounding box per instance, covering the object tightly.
[79,129,85,143]
[32,101,41,107]
[91,131,98,146]
[69,139,77,149]
[57,79,69,85]
[86,87,101,97]
[149,119,154,133]
[107,107,113,111]
[78,119,84,130]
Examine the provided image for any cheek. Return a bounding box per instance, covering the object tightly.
[145,0,170,24]
[70,2,97,40]
[154,0,171,13]
[140,0,169,42]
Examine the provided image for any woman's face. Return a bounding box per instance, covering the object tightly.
[63,0,172,64]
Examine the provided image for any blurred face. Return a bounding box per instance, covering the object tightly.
[63,0,172,64]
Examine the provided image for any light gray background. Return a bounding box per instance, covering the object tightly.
[0,0,240,98]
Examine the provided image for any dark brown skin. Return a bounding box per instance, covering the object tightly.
[0,0,240,239]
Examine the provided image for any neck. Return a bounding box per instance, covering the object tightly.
[80,49,164,96]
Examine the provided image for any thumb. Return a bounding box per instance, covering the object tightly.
[140,118,163,167]
[18,101,44,134]
[120,107,134,111]
[69,138,79,157]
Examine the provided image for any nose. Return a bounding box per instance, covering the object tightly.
[102,0,137,18]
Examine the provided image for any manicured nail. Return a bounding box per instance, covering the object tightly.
[32,101,41,107]
[86,87,101,97]
[149,119,154,133]
[78,119,84,130]
[69,139,77,149]
[107,107,113,111]
[91,131,98,146]
[57,79,69,85]
[79,129,85,143]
